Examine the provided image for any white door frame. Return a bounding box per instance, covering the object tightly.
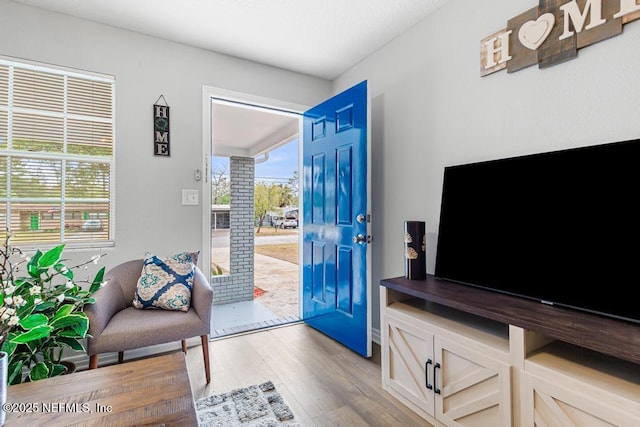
[201,85,309,284]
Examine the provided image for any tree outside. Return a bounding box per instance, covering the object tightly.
[254,181,297,233]
[211,155,298,234]
[211,163,230,204]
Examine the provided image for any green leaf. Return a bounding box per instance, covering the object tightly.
[54,262,74,279]
[50,363,66,377]
[58,329,83,338]
[13,278,28,286]
[34,301,56,312]
[56,336,85,351]
[52,304,74,322]
[89,266,106,293]
[30,362,50,381]
[29,249,43,264]
[50,313,87,330]
[10,325,52,343]
[38,244,65,269]
[8,360,24,384]
[27,250,43,276]
[73,290,90,300]
[7,349,31,365]
[71,317,89,338]
[1,338,17,356]
[24,340,38,353]
[18,313,48,330]
[17,297,37,318]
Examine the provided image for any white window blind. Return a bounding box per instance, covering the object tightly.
[0,58,114,246]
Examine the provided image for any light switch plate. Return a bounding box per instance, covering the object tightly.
[182,189,199,206]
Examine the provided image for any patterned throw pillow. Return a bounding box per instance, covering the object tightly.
[133,251,199,312]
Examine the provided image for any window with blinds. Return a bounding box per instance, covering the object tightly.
[0,58,114,245]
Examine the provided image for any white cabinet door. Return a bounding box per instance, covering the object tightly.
[383,311,512,426]
[521,371,639,427]
[383,313,436,417]
[434,336,512,427]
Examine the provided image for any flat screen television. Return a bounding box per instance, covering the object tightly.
[434,138,640,324]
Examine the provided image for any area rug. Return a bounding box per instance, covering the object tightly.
[196,380,300,426]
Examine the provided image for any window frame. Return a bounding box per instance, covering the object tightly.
[0,56,115,250]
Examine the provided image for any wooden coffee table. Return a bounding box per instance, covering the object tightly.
[4,352,197,426]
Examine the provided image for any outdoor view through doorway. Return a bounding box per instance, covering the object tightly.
[209,100,302,338]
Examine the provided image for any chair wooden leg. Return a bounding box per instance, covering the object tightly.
[118,351,124,364]
[182,340,187,354]
[89,355,99,369]
[201,335,211,384]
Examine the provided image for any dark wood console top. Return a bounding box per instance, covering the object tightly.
[381,275,640,365]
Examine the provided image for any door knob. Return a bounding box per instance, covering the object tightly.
[353,234,366,244]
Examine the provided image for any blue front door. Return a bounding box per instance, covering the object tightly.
[302,81,370,357]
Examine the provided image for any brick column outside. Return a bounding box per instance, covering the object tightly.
[210,156,254,305]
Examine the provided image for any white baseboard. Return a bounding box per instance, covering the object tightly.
[65,336,202,371]
[371,326,381,346]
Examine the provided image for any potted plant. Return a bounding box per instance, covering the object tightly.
[0,233,106,384]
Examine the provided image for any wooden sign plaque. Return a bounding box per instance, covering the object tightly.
[480,0,640,76]
[154,102,170,156]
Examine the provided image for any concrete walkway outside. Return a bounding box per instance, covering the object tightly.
[211,247,299,318]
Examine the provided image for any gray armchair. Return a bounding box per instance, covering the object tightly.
[84,259,212,383]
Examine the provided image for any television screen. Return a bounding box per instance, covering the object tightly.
[434,138,640,324]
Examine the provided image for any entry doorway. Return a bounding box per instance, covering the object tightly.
[201,89,305,338]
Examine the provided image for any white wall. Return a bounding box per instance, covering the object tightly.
[4,0,640,333]
[0,0,331,272]
[334,0,640,329]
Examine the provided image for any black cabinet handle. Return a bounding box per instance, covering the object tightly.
[434,362,441,394]
[425,359,433,390]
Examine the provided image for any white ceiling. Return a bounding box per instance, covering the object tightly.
[13,0,448,157]
[212,101,299,157]
[13,0,448,80]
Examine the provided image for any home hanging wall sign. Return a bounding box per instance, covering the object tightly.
[153,95,170,156]
[480,0,640,76]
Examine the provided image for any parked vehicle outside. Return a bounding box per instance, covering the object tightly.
[274,216,298,229]
[81,219,103,232]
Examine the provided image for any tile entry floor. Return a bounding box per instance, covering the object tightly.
[210,300,301,339]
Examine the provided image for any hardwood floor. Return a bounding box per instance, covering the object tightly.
[184,323,434,426]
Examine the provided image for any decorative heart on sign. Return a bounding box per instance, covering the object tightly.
[518,13,555,50]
